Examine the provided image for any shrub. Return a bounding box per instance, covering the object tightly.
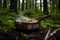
[0,11,18,30]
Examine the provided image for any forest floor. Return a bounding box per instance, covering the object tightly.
[0,28,60,40]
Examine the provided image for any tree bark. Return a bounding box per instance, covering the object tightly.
[29,0,32,9]
[3,0,7,8]
[50,0,57,14]
[18,0,20,10]
[40,0,42,11]
[19,0,20,9]
[21,0,24,11]
[58,0,60,11]
[26,0,28,10]
[26,0,30,10]
[10,0,17,12]
[31,0,34,10]
[35,0,37,9]
[0,0,2,9]
[43,0,49,15]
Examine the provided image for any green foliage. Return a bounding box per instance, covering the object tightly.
[41,18,60,28]
[23,10,46,19]
[0,11,18,30]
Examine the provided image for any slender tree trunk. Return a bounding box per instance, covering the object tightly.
[17,0,20,12]
[0,0,2,9]
[55,0,58,14]
[26,0,30,10]
[40,0,42,11]
[34,0,37,8]
[58,0,60,11]
[26,0,28,10]
[29,0,33,9]
[19,0,20,10]
[10,0,17,12]
[31,0,34,10]
[34,0,37,11]
[21,0,24,11]
[43,0,49,15]
[3,0,7,8]
[18,0,20,10]
[29,0,34,10]
[56,0,58,10]
[50,0,56,14]
[29,0,31,9]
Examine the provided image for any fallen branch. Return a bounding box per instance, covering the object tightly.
[45,28,51,40]
[45,28,60,40]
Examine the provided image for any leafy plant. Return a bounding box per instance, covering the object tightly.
[23,10,46,19]
[0,11,18,30]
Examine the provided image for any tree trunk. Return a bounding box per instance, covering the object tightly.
[29,0,31,9]
[0,0,2,9]
[3,0,7,8]
[21,0,24,11]
[58,0,60,11]
[26,0,30,10]
[40,0,42,11]
[56,0,58,10]
[18,0,20,10]
[19,0,20,10]
[31,0,34,10]
[43,0,49,15]
[34,0,37,10]
[50,0,56,14]
[10,0,17,12]
[26,0,28,10]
